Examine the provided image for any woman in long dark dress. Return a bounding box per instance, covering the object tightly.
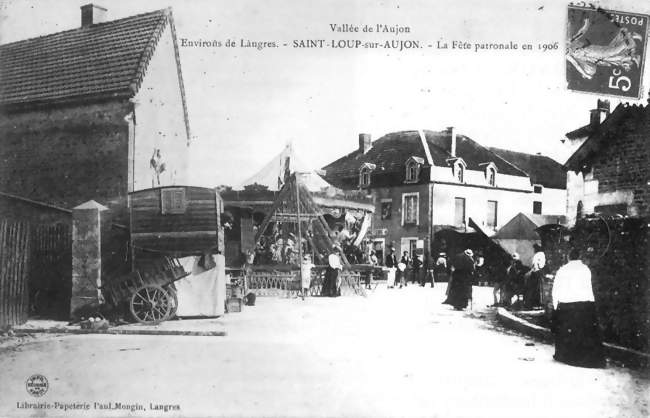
[443,249,475,310]
[321,246,342,297]
[551,249,605,368]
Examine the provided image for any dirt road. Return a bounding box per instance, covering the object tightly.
[0,285,647,417]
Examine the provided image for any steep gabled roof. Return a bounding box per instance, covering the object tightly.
[488,147,566,189]
[0,8,190,137]
[564,103,647,172]
[322,129,528,188]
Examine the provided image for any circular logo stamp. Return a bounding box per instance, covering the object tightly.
[25,374,48,397]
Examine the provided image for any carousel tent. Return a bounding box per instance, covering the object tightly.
[253,173,373,266]
[236,142,332,192]
[491,213,567,265]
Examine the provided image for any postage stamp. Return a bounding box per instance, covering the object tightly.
[566,5,648,99]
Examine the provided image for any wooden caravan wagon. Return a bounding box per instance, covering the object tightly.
[102,186,224,324]
[129,186,224,257]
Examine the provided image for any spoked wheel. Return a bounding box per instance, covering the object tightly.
[165,286,178,320]
[129,284,173,324]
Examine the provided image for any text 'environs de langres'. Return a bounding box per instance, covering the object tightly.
[330,23,411,34]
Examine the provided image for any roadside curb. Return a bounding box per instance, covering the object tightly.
[495,307,553,343]
[12,327,227,337]
[495,307,649,368]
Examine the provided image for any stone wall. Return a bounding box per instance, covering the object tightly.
[591,116,650,217]
[0,100,131,220]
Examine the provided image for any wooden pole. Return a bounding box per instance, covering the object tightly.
[295,176,303,265]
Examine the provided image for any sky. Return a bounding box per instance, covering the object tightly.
[2,0,650,187]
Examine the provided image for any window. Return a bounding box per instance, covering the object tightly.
[373,239,385,266]
[359,166,372,187]
[533,185,543,194]
[401,237,418,258]
[381,200,392,220]
[402,193,419,225]
[161,188,186,214]
[487,167,496,186]
[533,201,542,214]
[404,157,423,183]
[455,163,464,183]
[487,200,498,228]
[454,197,466,227]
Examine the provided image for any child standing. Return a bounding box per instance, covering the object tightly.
[300,254,314,300]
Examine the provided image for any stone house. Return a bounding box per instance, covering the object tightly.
[322,129,539,263]
[0,4,191,223]
[564,101,650,224]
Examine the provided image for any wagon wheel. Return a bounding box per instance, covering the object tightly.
[129,284,173,324]
[165,286,178,320]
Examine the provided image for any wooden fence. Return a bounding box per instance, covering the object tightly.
[0,219,72,327]
[0,220,30,327]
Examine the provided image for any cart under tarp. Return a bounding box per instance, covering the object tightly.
[174,255,226,317]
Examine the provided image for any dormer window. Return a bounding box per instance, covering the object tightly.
[483,163,497,187]
[479,162,497,186]
[359,163,376,188]
[405,156,424,183]
[451,159,466,183]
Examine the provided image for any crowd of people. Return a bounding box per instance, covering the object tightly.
[438,244,605,369]
[251,227,606,369]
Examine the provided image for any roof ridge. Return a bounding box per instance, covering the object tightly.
[488,146,559,162]
[0,8,168,49]
[130,9,170,95]
[471,139,529,177]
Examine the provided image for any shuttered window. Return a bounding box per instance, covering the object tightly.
[402,193,419,225]
[161,188,187,214]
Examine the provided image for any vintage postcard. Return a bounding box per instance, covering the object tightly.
[0,0,648,417]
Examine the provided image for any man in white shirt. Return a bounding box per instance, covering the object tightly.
[550,249,604,368]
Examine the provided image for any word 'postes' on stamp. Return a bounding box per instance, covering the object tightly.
[566,5,648,99]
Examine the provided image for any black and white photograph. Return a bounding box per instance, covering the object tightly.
[0,0,648,417]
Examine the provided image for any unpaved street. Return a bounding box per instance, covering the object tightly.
[0,285,647,417]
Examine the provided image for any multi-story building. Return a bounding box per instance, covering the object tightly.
[322,129,551,262]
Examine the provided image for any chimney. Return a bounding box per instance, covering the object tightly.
[81,4,107,27]
[358,133,372,154]
[447,127,456,157]
[589,99,610,126]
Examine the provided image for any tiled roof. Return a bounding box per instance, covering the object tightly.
[322,130,528,188]
[488,147,566,189]
[0,8,189,138]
